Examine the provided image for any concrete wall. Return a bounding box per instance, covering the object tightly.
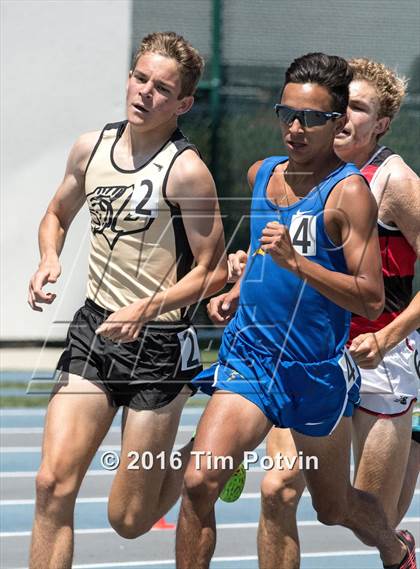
[1,0,131,340]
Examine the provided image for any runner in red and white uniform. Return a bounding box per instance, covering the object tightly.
[349,144,419,417]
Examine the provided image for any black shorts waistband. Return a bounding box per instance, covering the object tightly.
[84,298,191,329]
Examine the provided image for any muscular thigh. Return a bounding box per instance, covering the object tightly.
[291,417,352,503]
[190,391,272,486]
[266,427,298,457]
[266,428,305,481]
[110,386,190,504]
[41,373,117,483]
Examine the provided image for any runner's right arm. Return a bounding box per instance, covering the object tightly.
[349,160,420,367]
[28,132,99,311]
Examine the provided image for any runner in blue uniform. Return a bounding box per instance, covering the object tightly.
[176,53,413,569]
[201,156,362,436]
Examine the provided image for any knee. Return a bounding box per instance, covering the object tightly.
[108,510,153,540]
[261,470,305,513]
[182,466,220,515]
[35,465,78,509]
[184,466,219,500]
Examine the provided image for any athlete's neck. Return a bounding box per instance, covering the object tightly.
[339,142,380,170]
[121,120,178,164]
[285,154,344,195]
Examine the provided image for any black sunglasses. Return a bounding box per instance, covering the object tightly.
[274,104,343,127]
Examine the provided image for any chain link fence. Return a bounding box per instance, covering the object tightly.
[131,0,420,325]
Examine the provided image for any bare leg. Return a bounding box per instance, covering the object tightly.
[396,439,420,525]
[258,428,305,569]
[352,408,412,527]
[29,374,117,569]
[108,386,191,538]
[292,417,407,567]
[176,391,273,569]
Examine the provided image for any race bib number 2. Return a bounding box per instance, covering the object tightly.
[177,327,201,371]
[129,178,160,220]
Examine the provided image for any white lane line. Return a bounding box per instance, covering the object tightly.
[2,489,419,506]
[0,493,277,505]
[0,409,48,416]
[0,470,115,478]
[0,407,204,416]
[1,428,46,434]
[0,465,359,478]
[0,426,196,435]
[0,444,267,453]
[9,548,420,569]
[0,497,105,505]
[0,467,277,478]
[2,517,419,538]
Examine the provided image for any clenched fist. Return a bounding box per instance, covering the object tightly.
[227,250,248,283]
[260,221,300,271]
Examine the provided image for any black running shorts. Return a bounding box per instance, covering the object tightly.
[56,299,202,410]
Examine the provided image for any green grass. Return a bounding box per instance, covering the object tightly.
[200,349,219,365]
[1,380,55,391]
[0,395,50,408]
[0,393,208,409]
[0,350,219,408]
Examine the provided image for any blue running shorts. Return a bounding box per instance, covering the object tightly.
[194,326,361,437]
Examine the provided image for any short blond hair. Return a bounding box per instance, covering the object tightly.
[349,58,408,121]
[132,32,204,98]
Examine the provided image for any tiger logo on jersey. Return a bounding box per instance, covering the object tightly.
[86,180,157,250]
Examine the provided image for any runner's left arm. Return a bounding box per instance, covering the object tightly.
[97,150,227,342]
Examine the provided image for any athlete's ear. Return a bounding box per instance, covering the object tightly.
[374,116,390,137]
[126,70,133,92]
[176,96,194,116]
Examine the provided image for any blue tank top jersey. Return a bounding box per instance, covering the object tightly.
[230,156,364,364]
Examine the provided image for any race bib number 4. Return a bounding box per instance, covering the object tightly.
[290,214,317,256]
[339,348,360,391]
[177,327,201,371]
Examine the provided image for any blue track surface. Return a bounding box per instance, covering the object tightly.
[1,407,419,568]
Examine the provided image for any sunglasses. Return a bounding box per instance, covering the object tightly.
[274,104,343,127]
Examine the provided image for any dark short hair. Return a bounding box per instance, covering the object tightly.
[283,53,353,113]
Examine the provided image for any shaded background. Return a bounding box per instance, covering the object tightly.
[2,0,419,340]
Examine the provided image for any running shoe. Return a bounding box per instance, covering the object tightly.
[384,530,417,569]
[219,463,246,503]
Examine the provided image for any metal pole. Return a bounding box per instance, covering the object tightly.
[210,0,222,185]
